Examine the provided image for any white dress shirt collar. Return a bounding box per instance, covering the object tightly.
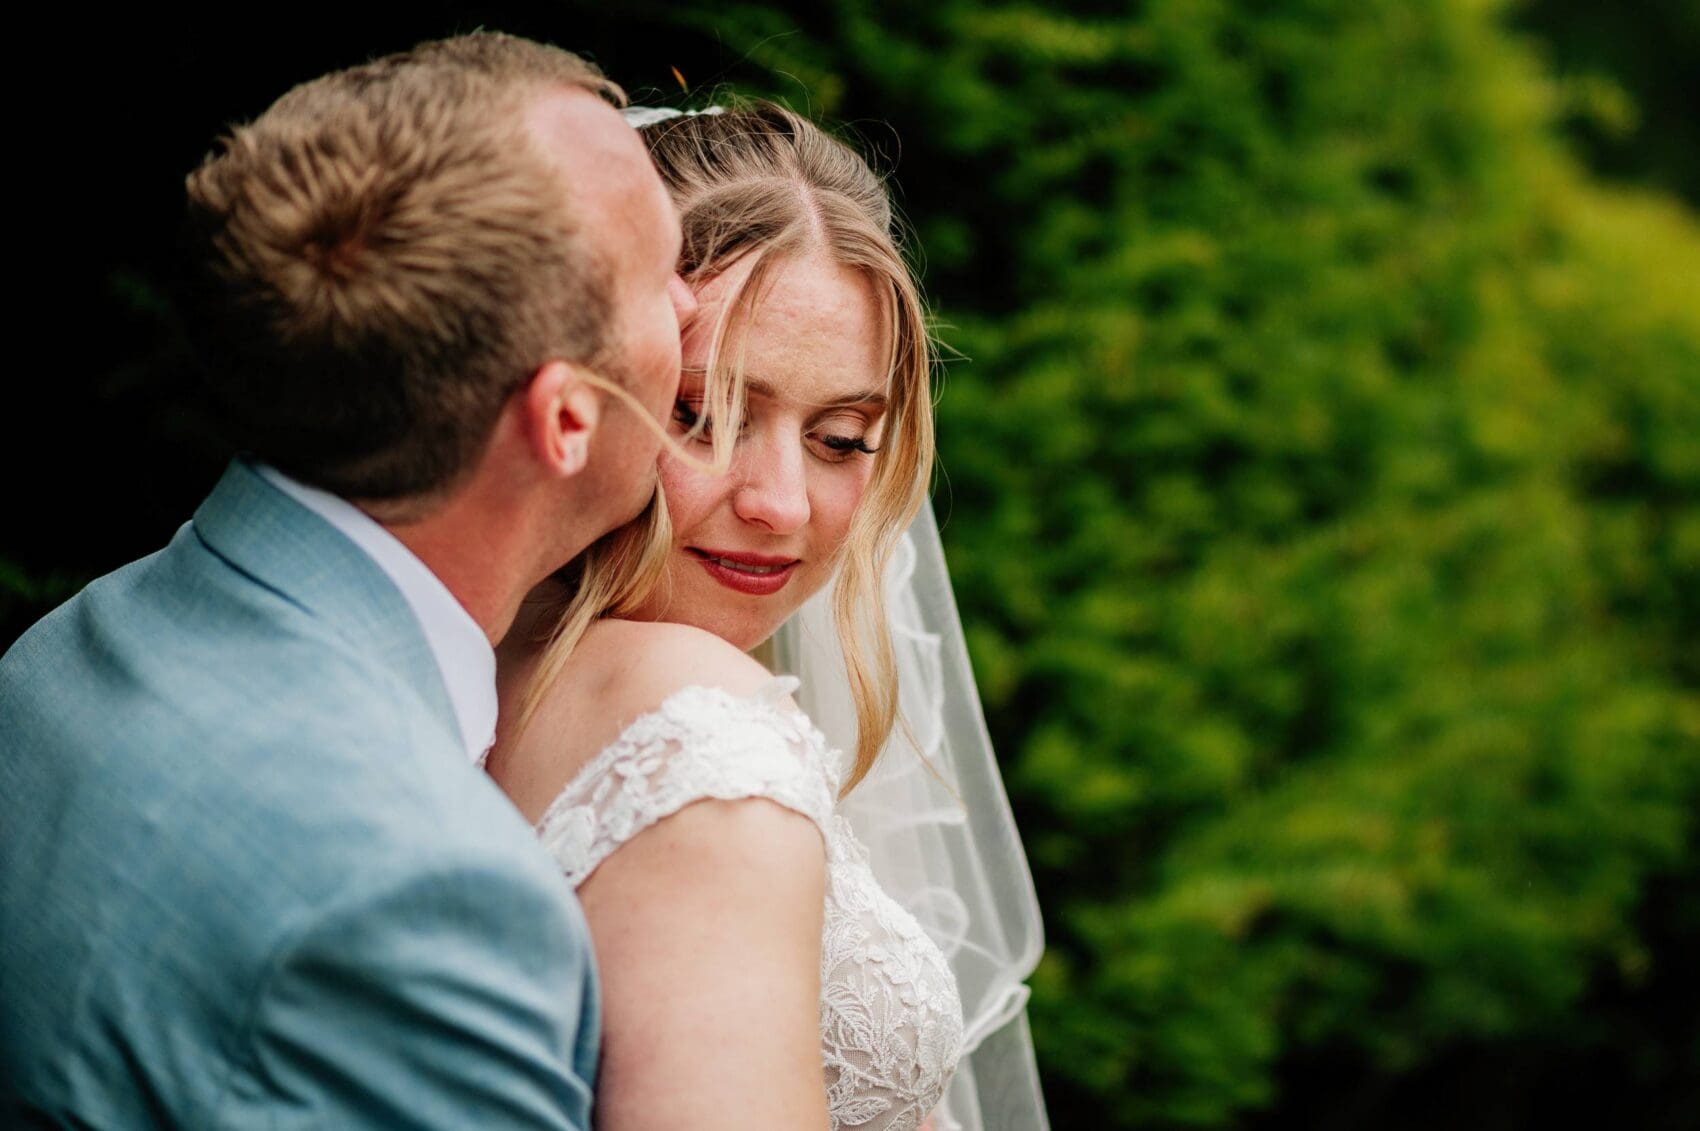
[256,464,497,764]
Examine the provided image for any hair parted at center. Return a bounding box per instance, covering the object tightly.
[181,32,627,507]
[518,100,936,796]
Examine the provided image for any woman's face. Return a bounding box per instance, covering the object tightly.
[632,250,889,650]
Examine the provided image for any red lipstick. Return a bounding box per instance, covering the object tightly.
[686,548,800,596]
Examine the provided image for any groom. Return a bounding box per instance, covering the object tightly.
[0,33,691,1129]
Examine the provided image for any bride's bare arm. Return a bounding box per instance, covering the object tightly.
[492,620,832,1130]
[579,790,829,1129]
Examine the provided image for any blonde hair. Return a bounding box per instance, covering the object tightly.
[520,101,935,795]
[182,32,628,503]
[517,484,676,736]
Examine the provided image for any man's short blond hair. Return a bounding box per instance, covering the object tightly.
[183,32,627,502]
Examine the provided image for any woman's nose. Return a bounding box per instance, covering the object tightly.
[732,438,810,535]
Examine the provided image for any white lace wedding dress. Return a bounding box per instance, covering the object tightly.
[535,679,965,1130]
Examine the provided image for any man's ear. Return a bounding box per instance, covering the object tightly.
[521,360,602,478]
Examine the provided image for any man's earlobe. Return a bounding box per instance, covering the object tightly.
[556,433,589,476]
[523,360,601,478]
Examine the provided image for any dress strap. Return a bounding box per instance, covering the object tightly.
[536,684,839,887]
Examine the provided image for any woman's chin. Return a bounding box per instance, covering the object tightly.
[625,603,776,654]
[719,618,781,655]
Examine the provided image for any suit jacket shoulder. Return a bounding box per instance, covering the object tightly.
[0,461,597,1129]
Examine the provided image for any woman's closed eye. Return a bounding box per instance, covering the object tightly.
[813,430,878,459]
[672,398,723,441]
[676,398,879,461]
[811,410,881,460]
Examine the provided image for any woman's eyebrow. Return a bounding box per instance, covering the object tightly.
[680,368,889,409]
[744,374,889,410]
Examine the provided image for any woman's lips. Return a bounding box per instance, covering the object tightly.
[686,548,801,596]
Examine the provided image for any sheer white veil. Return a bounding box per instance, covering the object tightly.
[770,503,1050,1131]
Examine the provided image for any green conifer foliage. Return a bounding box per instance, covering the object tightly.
[646,0,1700,1123]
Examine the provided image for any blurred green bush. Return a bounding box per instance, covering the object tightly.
[651,0,1699,1124]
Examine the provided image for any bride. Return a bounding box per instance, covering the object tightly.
[488,102,1045,1131]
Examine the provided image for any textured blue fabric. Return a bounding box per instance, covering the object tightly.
[0,459,599,1129]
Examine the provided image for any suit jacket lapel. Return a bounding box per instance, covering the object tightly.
[190,459,463,749]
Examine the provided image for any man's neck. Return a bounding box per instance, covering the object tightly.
[349,420,597,648]
[374,489,543,647]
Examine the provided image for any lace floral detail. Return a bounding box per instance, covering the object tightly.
[536,680,964,1131]
[535,681,837,883]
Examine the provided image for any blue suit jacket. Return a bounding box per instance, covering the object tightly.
[0,460,599,1128]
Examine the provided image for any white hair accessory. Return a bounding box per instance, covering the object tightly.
[621,105,728,129]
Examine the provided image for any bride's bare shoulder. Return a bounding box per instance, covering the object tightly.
[490,618,785,821]
[577,618,779,711]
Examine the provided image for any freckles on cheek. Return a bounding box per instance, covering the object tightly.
[657,462,725,535]
[817,470,875,553]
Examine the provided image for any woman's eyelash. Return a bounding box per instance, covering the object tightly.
[819,434,878,455]
[675,398,876,456]
[673,401,742,441]
[672,400,706,430]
